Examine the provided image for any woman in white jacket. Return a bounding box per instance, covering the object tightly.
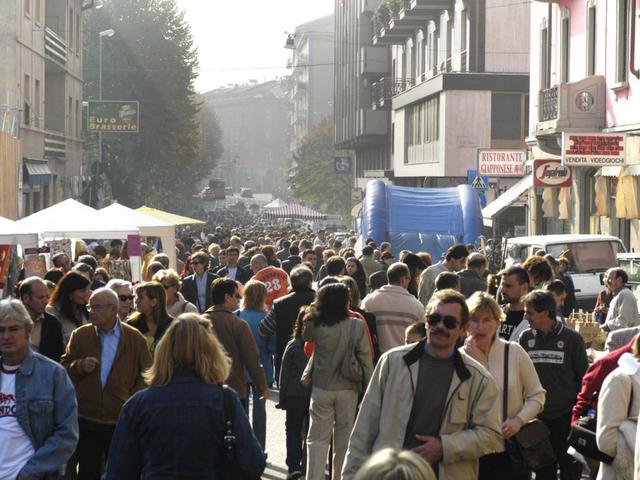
[597,342,640,480]
[462,291,546,480]
[152,269,197,318]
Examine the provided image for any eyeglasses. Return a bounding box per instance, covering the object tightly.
[86,304,112,313]
[426,313,460,329]
[0,325,25,335]
[118,294,134,302]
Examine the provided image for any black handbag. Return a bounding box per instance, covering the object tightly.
[502,343,557,471]
[221,386,262,480]
[567,411,615,464]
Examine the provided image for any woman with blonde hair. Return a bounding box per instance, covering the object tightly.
[236,279,275,451]
[127,282,173,354]
[462,291,546,479]
[103,314,266,479]
[152,268,197,318]
[354,448,436,480]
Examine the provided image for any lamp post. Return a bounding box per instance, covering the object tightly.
[95,28,115,207]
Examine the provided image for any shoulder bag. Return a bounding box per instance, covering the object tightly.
[341,317,364,385]
[221,386,262,480]
[502,342,557,471]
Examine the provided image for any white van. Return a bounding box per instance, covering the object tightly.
[504,234,626,309]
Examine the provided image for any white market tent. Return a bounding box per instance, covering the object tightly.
[0,216,39,247]
[100,203,177,270]
[263,198,288,210]
[17,199,139,240]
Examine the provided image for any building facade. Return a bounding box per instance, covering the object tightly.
[288,15,335,156]
[203,80,289,195]
[526,0,640,250]
[0,0,86,219]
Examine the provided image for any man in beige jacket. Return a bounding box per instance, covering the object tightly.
[342,289,502,480]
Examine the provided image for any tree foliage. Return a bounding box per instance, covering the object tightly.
[83,0,222,209]
[290,118,353,218]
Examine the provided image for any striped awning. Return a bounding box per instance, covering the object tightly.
[263,203,327,220]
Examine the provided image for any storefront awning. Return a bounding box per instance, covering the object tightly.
[482,174,533,227]
[23,160,52,185]
[594,166,623,177]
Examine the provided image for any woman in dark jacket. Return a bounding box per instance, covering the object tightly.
[402,253,427,298]
[104,313,266,479]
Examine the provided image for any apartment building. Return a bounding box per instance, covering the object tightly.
[287,15,335,156]
[203,80,289,195]
[0,0,86,218]
[335,0,392,193]
[525,0,640,249]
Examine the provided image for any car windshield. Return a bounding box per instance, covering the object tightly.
[546,241,622,273]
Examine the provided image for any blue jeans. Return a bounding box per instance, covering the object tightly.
[285,397,310,473]
[246,383,266,450]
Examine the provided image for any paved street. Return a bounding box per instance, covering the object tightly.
[261,388,290,480]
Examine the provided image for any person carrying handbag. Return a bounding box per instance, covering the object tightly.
[301,284,373,480]
[462,292,546,479]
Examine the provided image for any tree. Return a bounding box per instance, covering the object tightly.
[83,0,222,210]
[289,118,353,219]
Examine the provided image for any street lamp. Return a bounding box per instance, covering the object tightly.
[95,28,115,207]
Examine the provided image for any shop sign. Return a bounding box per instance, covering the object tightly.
[87,101,139,132]
[478,149,526,177]
[533,160,572,187]
[562,133,625,166]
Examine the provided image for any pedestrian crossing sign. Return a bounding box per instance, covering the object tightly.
[472,175,488,190]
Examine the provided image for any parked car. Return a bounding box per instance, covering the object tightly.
[504,234,626,309]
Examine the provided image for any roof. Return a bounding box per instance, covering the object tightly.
[507,234,624,245]
[202,79,288,101]
[294,14,335,36]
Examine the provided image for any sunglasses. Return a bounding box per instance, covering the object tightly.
[426,313,459,330]
[118,294,134,302]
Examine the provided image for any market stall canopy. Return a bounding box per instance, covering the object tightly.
[100,203,176,269]
[136,206,205,225]
[263,198,288,210]
[17,198,139,239]
[481,175,533,227]
[262,203,327,220]
[0,216,39,247]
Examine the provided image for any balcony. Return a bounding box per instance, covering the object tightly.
[44,130,66,157]
[460,50,468,72]
[360,46,389,76]
[535,76,605,137]
[44,27,67,66]
[358,108,389,136]
[371,77,413,109]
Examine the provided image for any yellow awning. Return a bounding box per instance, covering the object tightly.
[136,206,205,225]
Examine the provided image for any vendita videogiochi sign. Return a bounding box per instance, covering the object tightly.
[562,133,626,166]
[87,100,139,132]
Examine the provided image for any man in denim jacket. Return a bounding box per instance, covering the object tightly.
[0,299,78,480]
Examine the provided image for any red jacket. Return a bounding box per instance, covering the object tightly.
[571,336,636,425]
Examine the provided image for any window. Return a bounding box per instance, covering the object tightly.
[586,3,597,75]
[34,79,40,128]
[407,96,439,146]
[69,7,74,50]
[560,9,570,82]
[616,0,629,82]
[540,21,550,89]
[446,17,453,70]
[460,9,468,71]
[23,74,31,125]
[68,97,72,135]
[76,14,81,55]
[491,93,522,140]
[76,100,80,137]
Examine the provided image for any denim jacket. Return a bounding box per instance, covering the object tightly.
[103,369,266,479]
[0,348,79,480]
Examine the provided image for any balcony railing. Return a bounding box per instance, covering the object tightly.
[460,50,468,72]
[44,27,67,65]
[44,130,66,157]
[371,77,413,108]
[539,86,559,121]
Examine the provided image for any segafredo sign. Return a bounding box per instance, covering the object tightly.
[533,160,572,187]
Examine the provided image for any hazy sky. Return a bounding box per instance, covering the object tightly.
[175,0,335,94]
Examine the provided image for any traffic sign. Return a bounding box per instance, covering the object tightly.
[472,175,488,189]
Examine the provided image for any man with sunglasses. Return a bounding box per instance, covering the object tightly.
[182,251,219,313]
[343,289,502,480]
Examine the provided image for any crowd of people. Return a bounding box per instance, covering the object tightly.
[2,219,640,480]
